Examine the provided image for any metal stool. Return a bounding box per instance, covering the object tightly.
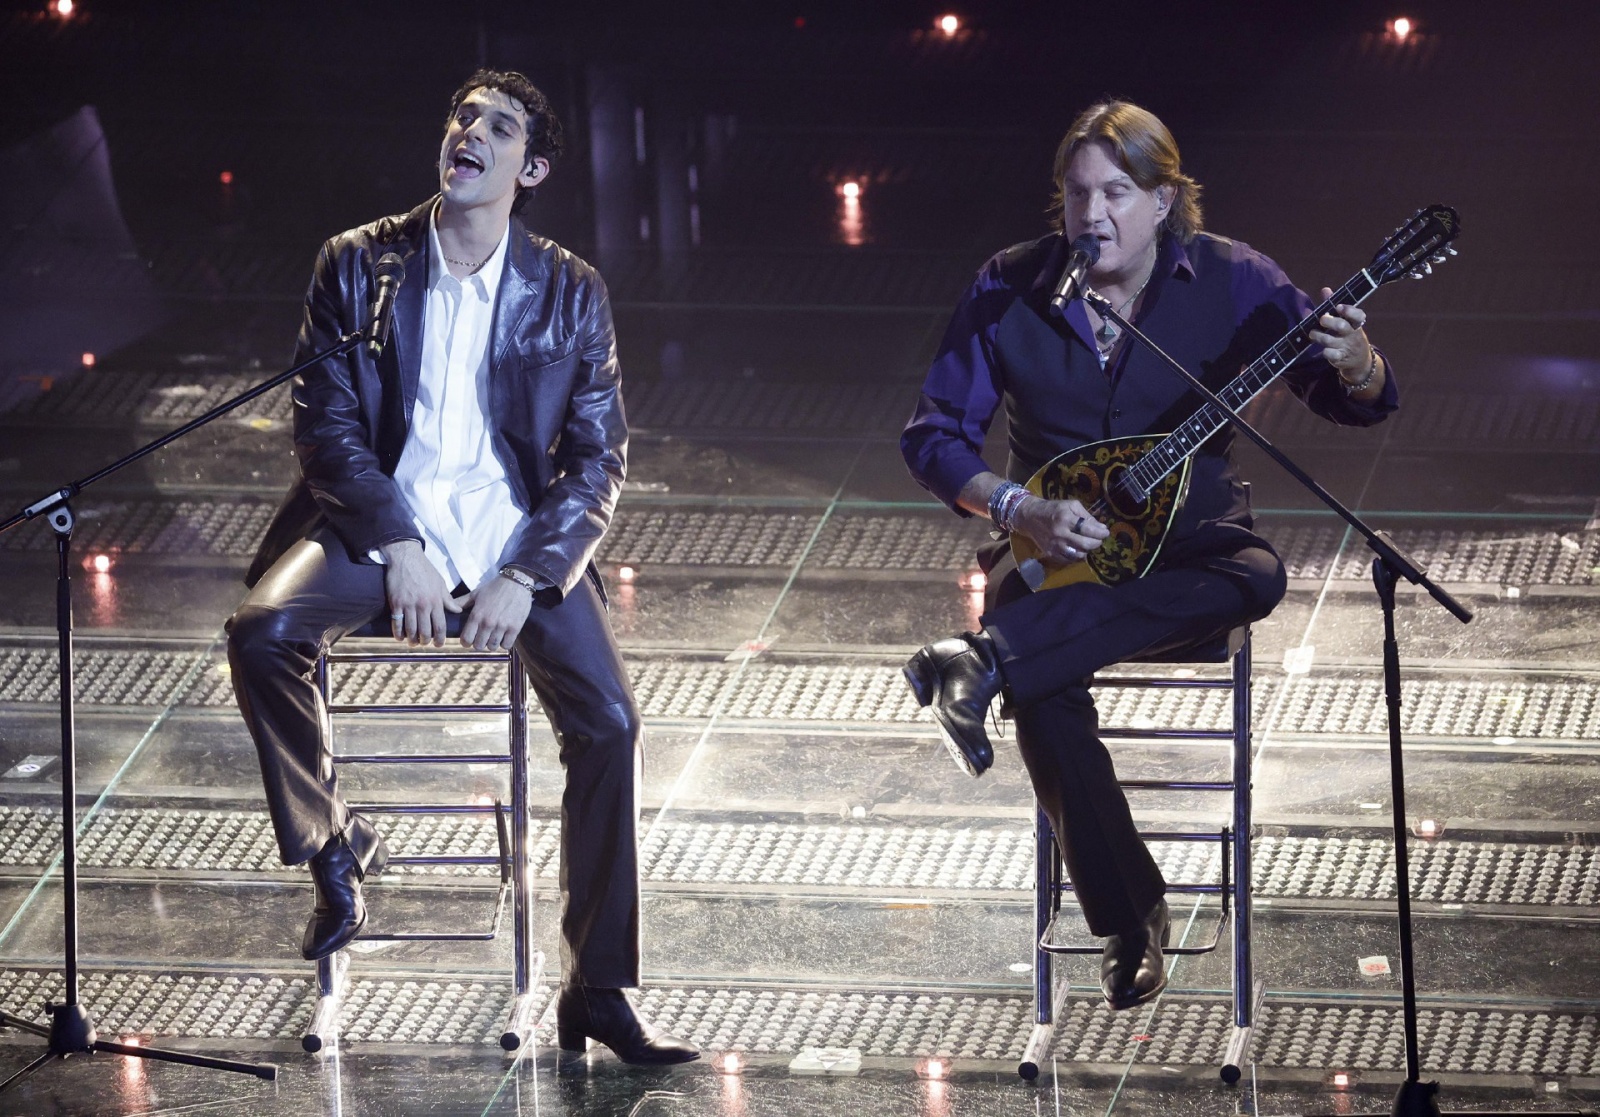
[301,614,542,1053]
[1018,626,1259,1083]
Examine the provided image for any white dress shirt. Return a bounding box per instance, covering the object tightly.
[387,212,525,591]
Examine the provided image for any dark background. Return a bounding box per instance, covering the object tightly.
[2,0,1598,508]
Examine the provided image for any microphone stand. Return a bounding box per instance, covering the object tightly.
[0,326,372,1094]
[1084,291,1590,1117]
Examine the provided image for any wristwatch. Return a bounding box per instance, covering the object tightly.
[498,566,550,595]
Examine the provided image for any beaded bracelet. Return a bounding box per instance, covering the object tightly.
[1341,350,1379,395]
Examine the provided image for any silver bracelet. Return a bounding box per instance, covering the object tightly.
[1341,350,1379,395]
[498,566,542,595]
[987,482,1030,534]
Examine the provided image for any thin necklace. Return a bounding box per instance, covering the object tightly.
[1095,268,1154,348]
[444,251,491,271]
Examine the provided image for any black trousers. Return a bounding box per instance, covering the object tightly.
[226,530,642,988]
[979,534,1285,937]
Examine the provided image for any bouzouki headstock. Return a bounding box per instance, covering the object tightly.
[1371,203,1461,284]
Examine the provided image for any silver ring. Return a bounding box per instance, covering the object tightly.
[390,612,404,621]
[1072,516,1085,534]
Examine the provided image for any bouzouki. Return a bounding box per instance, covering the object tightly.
[1011,203,1461,592]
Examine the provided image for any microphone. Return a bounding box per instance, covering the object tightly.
[1048,234,1100,317]
[365,253,406,358]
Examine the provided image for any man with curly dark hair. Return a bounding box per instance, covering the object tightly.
[227,69,697,1065]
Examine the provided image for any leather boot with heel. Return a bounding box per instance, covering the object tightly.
[555,984,699,1065]
[301,813,390,961]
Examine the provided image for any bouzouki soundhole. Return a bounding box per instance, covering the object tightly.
[1102,462,1149,519]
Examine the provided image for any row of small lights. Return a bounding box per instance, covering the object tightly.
[47,4,1415,39]
[45,4,1411,205]
[934,12,1420,38]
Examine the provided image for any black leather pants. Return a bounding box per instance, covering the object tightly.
[226,531,642,987]
[980,540,1285,936]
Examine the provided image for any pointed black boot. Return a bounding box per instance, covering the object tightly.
[301,814,390,961]
[555,984,699,1065]
[903,631,1002,777]
[1100,898,1170,1010]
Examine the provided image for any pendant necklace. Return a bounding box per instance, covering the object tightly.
[1095,269,1154,348]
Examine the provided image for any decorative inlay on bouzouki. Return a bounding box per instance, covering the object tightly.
[1011,203,1461,591]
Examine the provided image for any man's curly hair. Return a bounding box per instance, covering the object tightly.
[446,69,564,215]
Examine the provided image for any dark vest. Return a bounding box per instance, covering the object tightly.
[992,233,1296,542]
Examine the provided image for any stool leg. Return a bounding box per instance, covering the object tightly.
[1222,635,1257,1084]
[1034,805,1055,1024]
[500,651,544,1052]
[303,950,348,1053]
[1020,805,1062,1080]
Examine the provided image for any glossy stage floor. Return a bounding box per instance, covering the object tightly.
[2,347,1598,1116]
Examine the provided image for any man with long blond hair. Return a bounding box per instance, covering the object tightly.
[901,101,1395,1009]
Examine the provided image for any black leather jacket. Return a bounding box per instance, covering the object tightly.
[245,198,626,604]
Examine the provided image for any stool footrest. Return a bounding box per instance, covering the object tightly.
[1040,908,1231,956]
[333,753,510,764]
[328,703,514,715]
[1120,778,1233,790]
[348,803,503,814]
[354,931,497,942]
[355,799,514,940]
[357,876,511,943]
[1101,728,1234,740]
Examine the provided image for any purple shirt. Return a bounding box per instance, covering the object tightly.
[902,230,1398,541]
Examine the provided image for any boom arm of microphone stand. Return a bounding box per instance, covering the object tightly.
[0,330,369,537]
[1082,288,1472,626]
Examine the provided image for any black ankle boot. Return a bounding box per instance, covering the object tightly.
[555,984,699,1065]
[903,631,1002,777]
[301,816,390,961]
